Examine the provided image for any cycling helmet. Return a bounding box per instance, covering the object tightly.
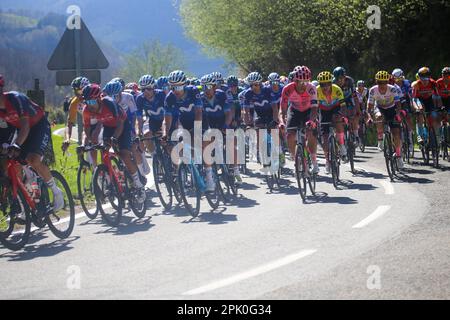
[185,78,192,85]
[418,67,431,79]
[82,84,102,100]
[441,67,450,76]
[125,82,139,92]
[138,75,156,89]
[211,72,224,83]
[103,81,123,96]
[0,74,4,87]
[190,77,199,85]
[357,80,365,86]
[311,80,319,87]
[392,68,405,79]
[293,66,312,81]
[279,75,288,85]
[110,77,125,89]
[168,70,187,85]
[247,72,263,84]
[317,71,333,83]
[333,67,346,79]
[293,66,302,71]
[288,71,296,82]
[201,74,217,86]
[268,72,281,82]
[156,76,169,89]
[71,76,90,90]
[227,75,239,86]
[375,70,390,81]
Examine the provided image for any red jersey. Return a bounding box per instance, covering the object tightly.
[280,82,318,112]
[412,79,437,100]
[83,96,126,129]
[0,91,45,129]
[436,78,450,99]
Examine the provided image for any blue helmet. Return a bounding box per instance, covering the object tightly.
[138,75,155,89]
[190,77,200,86]
[156,76,169,89]
[110,77,125,89]
[268,72,280,82]
[333,67,346,79]
[201,74,217,86]
[103,80,123,96]
[168,70,187,85]
[227,75,239,86]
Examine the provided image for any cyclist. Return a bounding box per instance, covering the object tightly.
[367,71,404,169]
[82,84,145,202]
[268,72,286,165]
[333,67,362,147]
[164,70,215,191]
[279,66,320,173]
[0,74,65,211]
[412,67,440,145]
[63,77,91,150]
[391,68,414,152]
[124,82,140,98]
[157,76,171,96]
[103,80,149,177]
[436,67,450,115]
[243,72,280,172]
[135,75,169,156]
[211,72,227,91]
[316,71,347,173]
[226,75,244,129]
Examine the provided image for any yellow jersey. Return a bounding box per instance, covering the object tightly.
[316,84,345,111]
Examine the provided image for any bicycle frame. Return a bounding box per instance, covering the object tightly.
[5,158,36,211]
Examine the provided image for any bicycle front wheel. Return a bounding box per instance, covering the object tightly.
[329,136,340,189]
[383,134,395,181]
[44,171,75,239]
[77,162,98,219]
[295,145,307,201]
[178,164,201,217]
[0,181,31,251]
[153,155,173,211]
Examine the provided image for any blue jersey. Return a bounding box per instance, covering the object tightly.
[270,84,284,105]
[243,86,277,119]
[165,85,203,130]
[398,79,412,104]
[136,90,166,122]
[334,76,357,107]
[201,89,230,129]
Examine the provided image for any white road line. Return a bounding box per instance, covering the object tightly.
[182,249,317,296]
[379,180,395,195]
[352,205,391,229]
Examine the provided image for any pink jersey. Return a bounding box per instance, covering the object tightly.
[280,82,318,112]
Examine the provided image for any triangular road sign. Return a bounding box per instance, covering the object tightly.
[48,18,109,70]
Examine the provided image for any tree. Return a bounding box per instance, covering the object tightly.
[179,0,450,80]
[119,39,187,82]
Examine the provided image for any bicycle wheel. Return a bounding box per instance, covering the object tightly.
[383,133,395,181]
[205,166,222,209]
[401,125,410,164]
[153,155,173,211]
[346,132,356,174]
[226,165,239,196]
[43,171,75,239]
[329,136,340,189]
[123,170,147,219]
[307,155,316,195]
[77,162,98,219]
[295,145,307,201]
[359,122,366,153]
[93,164,123,227]
[178,164,201,217]
[0,181,31,251]
[429,128,439,168]
[217,165,231,203]
[442,125,449,161]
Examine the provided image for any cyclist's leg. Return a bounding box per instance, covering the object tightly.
[285,107,301,160]
[374,107,384,150]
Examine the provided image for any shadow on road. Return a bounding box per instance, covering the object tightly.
[0,235,80,261]
[93,216,155,236]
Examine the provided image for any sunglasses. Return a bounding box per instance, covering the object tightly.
[203,84,214,90]
[271,81,280,85]
[85,99,97,105]
[377,81,388,85]
[320,82,332,87]
[162,86,170,91]
[173,85,184,92]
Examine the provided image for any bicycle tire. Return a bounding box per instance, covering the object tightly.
[44,170,75,239]
[329,136,340,189]
[93,164,123,227]
[384,133,395,181]
[429,128,439,168]
[295,145,307,201]
[152,155,173,211]
[178,163,201,217]
[77,162,98,219]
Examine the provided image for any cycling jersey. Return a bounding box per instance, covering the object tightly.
[243,85,278,123]
[0,91,45,129]
[67,96,85,125]
[412,79,438,100]
[136,90,166,122]
[270,84,284,105]
[334,76,357,108]
[436,78,450,99]
[397,79,412,102]
[316,84,345,111]
[356,88,368,105]
[83,96,126,129]
[116,91,137,114]
[280,82,318,112]
[201,89,230,129]
[165,85,203,131]
[368,85,400,109]
[226,86,244,124]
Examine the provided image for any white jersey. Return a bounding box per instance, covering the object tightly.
[356,87,368,104]
[117,91,137,114]
[368,85,400,109]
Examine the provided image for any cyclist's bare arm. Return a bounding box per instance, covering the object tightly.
[15,117,30,146]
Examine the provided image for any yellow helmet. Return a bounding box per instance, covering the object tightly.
[317,71,333,83]
[375,70,390,81]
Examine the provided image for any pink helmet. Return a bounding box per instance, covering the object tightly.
[293,66,312,81]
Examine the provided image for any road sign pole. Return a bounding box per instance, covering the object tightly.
[74,26,83,145]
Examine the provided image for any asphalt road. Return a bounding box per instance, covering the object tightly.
[0,141,449,300]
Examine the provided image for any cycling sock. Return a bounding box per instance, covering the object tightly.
[46,178,59,193]
[337,133,345,145]
[132,172,143,188]
[137,163,145,176]
[311,153,317,163]
[395,146,401,157]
